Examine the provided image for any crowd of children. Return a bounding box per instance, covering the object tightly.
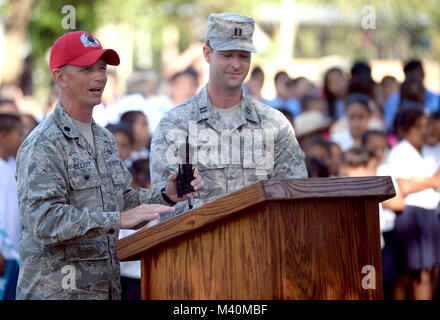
[1,58,439,299]
[268,60,440,300]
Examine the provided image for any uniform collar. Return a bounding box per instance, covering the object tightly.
[53,102,82,139]
[195,85,260,125]
[54,102,111,139]
[53,102,112,158]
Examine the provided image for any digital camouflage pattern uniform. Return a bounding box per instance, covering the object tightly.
[150,86,308,218]
[15,103,169,300]
[151,13,307,218]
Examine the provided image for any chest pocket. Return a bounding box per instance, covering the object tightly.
[196,162,227,175]
[195,161,227,201]
[103,149,130,212]
[242,133,274,185]
[243,162,270,186]
[68,160,103,211]
[103,151,127,186]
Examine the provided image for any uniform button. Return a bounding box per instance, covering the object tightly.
[107,149,112,155]
[64,126,71,132]
[84,174,90,180]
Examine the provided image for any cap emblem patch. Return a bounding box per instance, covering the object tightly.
[80,33,100,47]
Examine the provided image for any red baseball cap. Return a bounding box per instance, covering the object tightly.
[49,31,120,72]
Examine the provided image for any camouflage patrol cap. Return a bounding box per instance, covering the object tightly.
[206,13,257,53]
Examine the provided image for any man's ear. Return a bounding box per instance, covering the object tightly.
[203,45,212,64]
[51,68,67,88]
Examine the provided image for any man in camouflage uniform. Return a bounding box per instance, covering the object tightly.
[15,31,203,300]
[150,13,308,217]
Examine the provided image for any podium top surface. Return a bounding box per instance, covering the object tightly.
[116,176,395,261]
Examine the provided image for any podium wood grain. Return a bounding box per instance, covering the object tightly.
[116,177,395,299]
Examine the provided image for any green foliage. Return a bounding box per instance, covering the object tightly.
[20,0,440,64]
[28,0,98,60]
[0,1,8,18]
[9,0,440,88]
[294,0,440,60]
[93,0,269,70]
[25,1,98,86]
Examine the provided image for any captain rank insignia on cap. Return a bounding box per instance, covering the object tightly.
[206,12,257,53]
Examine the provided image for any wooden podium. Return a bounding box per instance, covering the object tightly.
[116,177,395,300]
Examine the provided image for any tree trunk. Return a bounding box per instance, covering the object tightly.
[1,0,34,86]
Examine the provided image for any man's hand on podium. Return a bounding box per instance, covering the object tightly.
[120,204,175,230]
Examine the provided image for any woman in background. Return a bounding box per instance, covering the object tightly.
[323,67,347,122]
[120,111,151,189]
[330,93,372,152]
[388,108,440,300]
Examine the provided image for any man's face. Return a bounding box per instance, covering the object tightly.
[205,46,251,91]
[58,58,107,108]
